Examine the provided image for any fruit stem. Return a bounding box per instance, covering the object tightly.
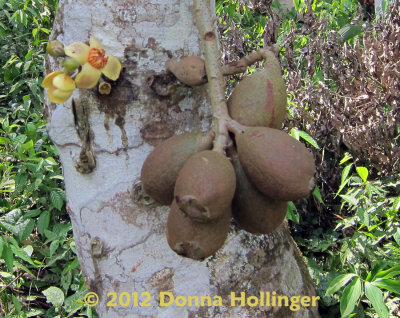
[226,119,246,135]
[194,0,229,154]
[222,46,279,76]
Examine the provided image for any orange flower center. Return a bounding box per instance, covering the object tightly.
[88,48,108,69]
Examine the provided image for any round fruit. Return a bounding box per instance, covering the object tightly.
[227,50,287,129]
[235,126,315,201]
[166,199,231,260]
[230,151,287,234]
[174,150,236,222]
[166,56,207,86]
[141,132,214,205]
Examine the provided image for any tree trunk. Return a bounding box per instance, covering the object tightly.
[45,1,320,317]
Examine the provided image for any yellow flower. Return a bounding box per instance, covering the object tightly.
[42,71,76,104]
[64,36,122,89]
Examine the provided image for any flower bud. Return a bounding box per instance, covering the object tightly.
[46,40,65,57]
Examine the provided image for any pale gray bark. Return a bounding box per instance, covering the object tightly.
[45,1,320,317]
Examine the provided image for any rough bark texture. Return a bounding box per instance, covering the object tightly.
[45,1,320,317]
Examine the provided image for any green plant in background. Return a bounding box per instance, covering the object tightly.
[301,156,400,317]
[0,0,94,316]
[322,157,400,317]
[326,263,400,318]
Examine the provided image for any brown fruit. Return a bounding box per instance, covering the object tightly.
[231,152,287,234]
[235,127,315,201]
[174,150,236,222]
[166,56,207,86]
[227,50,287,129]
[166,199,231,260]
[141,132,214,205]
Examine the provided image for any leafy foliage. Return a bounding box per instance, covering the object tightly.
[0,1,92,316]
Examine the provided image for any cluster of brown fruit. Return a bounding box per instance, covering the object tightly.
[141,51,316,260]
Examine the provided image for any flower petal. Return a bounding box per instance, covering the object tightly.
[90,36,103,49]
[64,42,90,65]
[75,63,102,88]
[42,71,64,88]
[102,55,122,81]
[47,87,73,104]
[52,74,76,91]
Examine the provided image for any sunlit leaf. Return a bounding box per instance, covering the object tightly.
[43,286,65,308]
[375,265,400,279]
[340,194,359,206]
[340,277,362,317]
[290,128,320,149]
[356,166,368,183]
[372,279,400,294]
[326,273,356,295]
[365,282,389,318]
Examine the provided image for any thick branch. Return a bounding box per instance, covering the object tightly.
[194,0,229,153]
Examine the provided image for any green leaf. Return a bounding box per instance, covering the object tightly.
[37,211,50,235]
[290,128,320,149]
[357,208,369,227]
[42,286,65,308]
[298,130,320,149]
[10,245,36,266]
[45,157,57,165]
[312,185,324,205]
[65,257,79,272]
[372,279,400,294]
[365,282,389,318]
[356,166,368,183]
[338,24,363,42]
[337,164,352,195]
[366,262,389,282]
[286,201,299,223]
[64,289,87,315]
[0,209,35,242]
[3,244,14,271]
[0,236,4,256]
[326,273,356,295]
[290,127,300,140]
[14,260,35,277]
[14,173,28,192]
[2,117,9,130]
[44,229,57,243]
[23,209,42,219]
[375,265,400,279]
[49,240,60,257]
[340,277,362,317]
[50,191,64,211]
[12,294,22,313]
[340,194,359,206]
[18,219,34,242]
[341,164,352,184]
[393,228,400,246]
[61,270,72,293]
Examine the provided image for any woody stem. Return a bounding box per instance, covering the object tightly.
[194,0,230,153]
